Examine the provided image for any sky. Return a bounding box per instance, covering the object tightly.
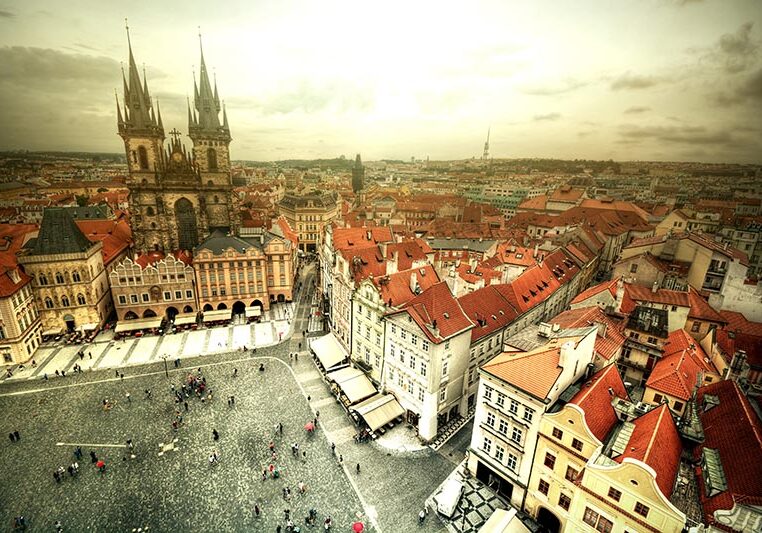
[0,0,760,163]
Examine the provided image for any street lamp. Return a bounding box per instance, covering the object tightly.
[161,355,168,378]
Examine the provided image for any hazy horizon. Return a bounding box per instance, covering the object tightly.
[1,0,760,164]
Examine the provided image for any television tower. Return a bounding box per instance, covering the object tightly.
[482,127,490,159]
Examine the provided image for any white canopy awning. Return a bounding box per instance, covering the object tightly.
[42,328,63,337]
[478,509,530,533]
[78,323,98,332]
[114,317,163,333]
[203,309,232,323]
[310,332,348,370]
[245,306,262,318]
[351,393,405,431]
[173,313,197,326]
[326,367,377,404]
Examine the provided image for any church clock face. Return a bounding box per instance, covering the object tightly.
[172,152,182,163]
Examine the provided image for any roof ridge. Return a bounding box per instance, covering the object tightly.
[642,405,667,465]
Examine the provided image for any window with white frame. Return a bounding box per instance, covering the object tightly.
[486,412,495,427]
[511,427,523,444]
[523,408,534,423]
[410,355,416,370]
[482,437,492,454]
[498,419,508,435]
[442,360,449,377]
[422,340,429,351]
[497,393,505,407]
[495,445,505,463]
[509,399,519,414]
[420,361,427,377]
[507,453,518,471]
[439,387,446,402]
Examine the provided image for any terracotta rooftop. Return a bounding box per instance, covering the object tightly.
[569,364,629,442]
[570,278,619,305]
[458,285,519,343]
[332,226,394,250]
[614,404,682,498]
[394,281,473,343]
[76,218,133,267]
[695,380,762,530]
[373,265,440,308]
[551,306,626,361]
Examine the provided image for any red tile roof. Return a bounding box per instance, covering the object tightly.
[720,310,762,337]
[0,266,31,298]
[340,245,388,285]
[76,219,132,267]
[0,223,38,269]
[494,262,562,314]
[569,364,629,442]
[570,278,619,305]
[551,306,626,361]
[386,240,429,270]
[695,380,762,530]
[333,226,394,250]
[397,281,473,343]
[646,344,706,401]
[550,186,585,203]
[373,265,440,308]
[615,404,681,498]
[458,286,519,342]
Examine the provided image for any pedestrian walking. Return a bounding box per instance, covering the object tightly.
[356,463,361,474]
[302,450,307,461]
[54,520,63,532]
[55,370,60,377]
[53,470,61,483]
[184,401,189,412]
[9,432,14,443]
[212,429,219,441]
[74,446,82,460]
[90,451,97,463]
[115,370,119,378]
[120,373,124,381]
[331,442,335,455]
[144,389,152,399]
[294,352,298,361]
[278,422,283,435]
[125,392,131,403]
[233,368,238,377]
[307,395,311,402]
[254,504,260,518]
[284,509,290,521]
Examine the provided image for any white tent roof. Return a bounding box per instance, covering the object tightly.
[351,393,405,431]
[114,317,163,333]
[203,309,232,322]
[326,367,377,404]
[173,313,197,326]
[310,333,348,369]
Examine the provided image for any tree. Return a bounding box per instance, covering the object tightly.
[75,194,88,207]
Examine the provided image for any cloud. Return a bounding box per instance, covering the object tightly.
[533,113,561,122]
[0,9,14,18]
[258,80,373,115]
[610,73,662,91]
[710,67,762,107]
[673,0,703,5]
[623,106,651,114]
[521,78,587,96]
[0,46,120,84]
[715,22,759,73]
[618,124,735,146]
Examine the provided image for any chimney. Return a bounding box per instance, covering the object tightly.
[380,242,388,258]
[615,278,625,312]
[387,250,399,275]
[367,230,372,241]
[410,271,418,293]
[651,280,659,293]
[558,341,575,370]
[533,243,539,258]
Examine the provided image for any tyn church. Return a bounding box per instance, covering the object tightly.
[117,28,238,253]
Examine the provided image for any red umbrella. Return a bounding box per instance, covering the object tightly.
[304,422,315,431]
[96,460,105,468]
[352,522,364,533]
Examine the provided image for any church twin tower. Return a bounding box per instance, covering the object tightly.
[117,27,238,253]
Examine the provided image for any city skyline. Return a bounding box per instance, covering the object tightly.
[0,0,761,163]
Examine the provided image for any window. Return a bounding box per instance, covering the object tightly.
[164,291,171,301]
[72,271,81,282]
[523,408,534,423]
[142,294,150,303]
[484,386,493,401]
[399,350,405,364]
[509,399,519,414]
[673,401,684,412]
[38,273,48,286]
[400,330,407,340]
[571,438,583,452]
[486,412,495,427]
[482,437,492,454]
[439,388,446,402]
[538,479,550,496]
[445,339,450,349]
[409,355,416,370]
[559,493,571,511]
[607,487,621,502]
[496,393,505,407]
[544,452,556,469]
[418,388,425,402]
[130,294,138,304]
[498,419,508,435]
[77,294,86,305]
[118,295,127,305]
[690,321,701,333]
[174,291,182,300]
[61,296,70,307]
[55,272,64,284]
[583,508,613,533]
[634,502,650,518]
[507,453,517,471]
[420,361,427,377]
[565,466,579,482]
[495,445,505,462]
[185,290,193,299]
[442,360,449,377]
[411,335,417,346]
[44,297,54,309]
[422,340,429,352]
[511,427,522,444]
[552,427,563,440]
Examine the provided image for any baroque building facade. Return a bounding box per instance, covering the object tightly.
[118,30,238,253]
